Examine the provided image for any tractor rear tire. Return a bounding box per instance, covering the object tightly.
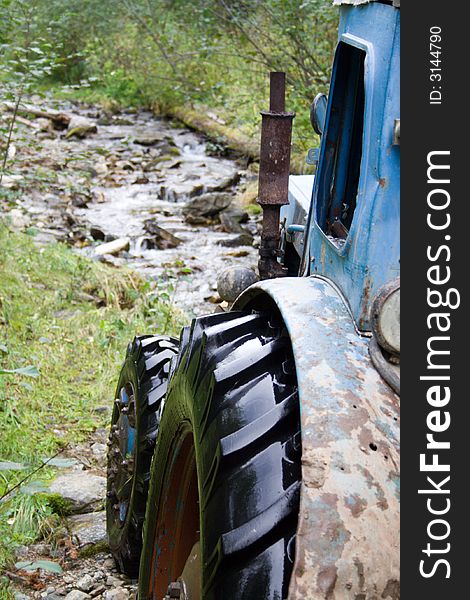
[139,311,301,600]
[106,335,178,577]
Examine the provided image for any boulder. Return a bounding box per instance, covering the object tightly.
[66,116,97,139]
[49,472,106,514]
[182,192,232,225]
[142,221,183,249]
[217,267,259,302]
[67,511,107,548]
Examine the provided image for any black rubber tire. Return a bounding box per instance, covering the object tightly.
[139,311,301,600]
[106,335,179,577]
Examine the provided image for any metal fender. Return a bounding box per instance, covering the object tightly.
[233,276,400,600]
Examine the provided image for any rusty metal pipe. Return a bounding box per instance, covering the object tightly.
[258,72,295,279]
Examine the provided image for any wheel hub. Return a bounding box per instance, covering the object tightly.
[107,383,137,526]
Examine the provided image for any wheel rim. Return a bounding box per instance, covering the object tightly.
[108,383,137,526]
[149,426,200,600]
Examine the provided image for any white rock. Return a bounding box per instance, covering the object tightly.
[93,238,130,257]
[103,588,129,600]
[77,574,94,592]
[49,472,106,513]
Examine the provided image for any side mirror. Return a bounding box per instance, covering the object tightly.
[310,93,328,136]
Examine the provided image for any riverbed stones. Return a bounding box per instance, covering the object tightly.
[49,473,106,514]
[67,511,107,547]
[182,192,232,224]
[103,588,129,600]
[64,591,90,600]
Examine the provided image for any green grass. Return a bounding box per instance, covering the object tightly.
[0,223,184,578]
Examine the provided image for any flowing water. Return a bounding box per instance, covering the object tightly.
[5,102,260,317]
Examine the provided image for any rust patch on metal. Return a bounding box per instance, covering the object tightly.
[356,465,389,511]
[345,493,368,518]
[302,447,329,489]
[381,579,400,599]
[317,565,338,599]
[257,71,295,279]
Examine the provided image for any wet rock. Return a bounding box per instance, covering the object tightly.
[114,160,134,171]
[94,238,130,257]
[71,193,91,208]
[49,472,106,513]
[217,267,259,302]
[182,192,232,225]
[219,208,249,234]
[67,511,107,547]
[111,117,133,126]
[90,227,106,241]
[66,116,97,139]
[134,133,166,146]
[132,174,149,185]
[226,249,250,257]
[217,232,253,247]
[143,221,183,249]
[211,172,240,192]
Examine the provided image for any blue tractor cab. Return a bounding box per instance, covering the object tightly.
[284,0,400,332]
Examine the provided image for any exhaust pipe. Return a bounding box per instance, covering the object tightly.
[257,72,295,280]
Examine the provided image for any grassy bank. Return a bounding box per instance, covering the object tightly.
[0,223,184,580]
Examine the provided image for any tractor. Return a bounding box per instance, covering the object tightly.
[106,1,400,598]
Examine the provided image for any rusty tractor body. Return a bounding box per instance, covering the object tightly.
[239,1,401,598]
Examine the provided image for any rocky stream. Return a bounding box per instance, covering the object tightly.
[1,97,262,599]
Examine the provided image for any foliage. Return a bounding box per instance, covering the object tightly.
[0,0,82,185]
[1,0,337,167]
